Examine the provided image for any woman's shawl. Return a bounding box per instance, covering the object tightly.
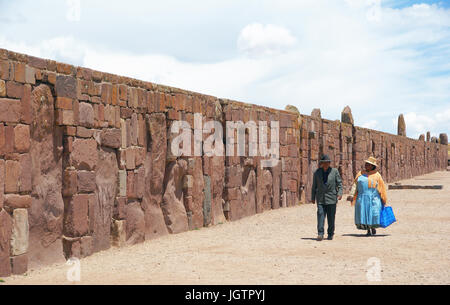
[351,169,387,206]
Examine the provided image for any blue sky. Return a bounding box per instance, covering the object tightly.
[0,0,449,139]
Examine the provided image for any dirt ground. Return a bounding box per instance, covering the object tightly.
[2,171,450,285]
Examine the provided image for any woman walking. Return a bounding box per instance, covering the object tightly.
[351,157,387,236]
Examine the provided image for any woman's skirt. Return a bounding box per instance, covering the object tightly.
[355,193,382,230]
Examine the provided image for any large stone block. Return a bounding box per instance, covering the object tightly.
[10,253,28,275]
[64,194,90,237]
[0,98,21,123]
[0,80,5,97]
[77,171,96,193]
[0,209,12,277]
[71,138,98,171]
[5,160,20,194]
[92,148,118,252]
[55,75,77,99]
[100,128,121,149]
[14,124,30,153]
[125,201,145,245]
[161,161,189,234]
[4,194,32,210]
[79,102,94,128]
[10,209,29,256]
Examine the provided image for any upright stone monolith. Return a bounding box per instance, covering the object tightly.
[341,106,354,125]
[439,133,448,145]
[311,108,321,119]
[285,105,300,115]
[397,114,406,137]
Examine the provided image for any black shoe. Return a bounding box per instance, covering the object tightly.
[366,230,372,236]
[371,228,377,235]
[317,235,324,241]
[327,235,334,240]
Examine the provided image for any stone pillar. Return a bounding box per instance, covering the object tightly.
[341,106,354,125]
[439,133,448,145]
[397,114,406,137]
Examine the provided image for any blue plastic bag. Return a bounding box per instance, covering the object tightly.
[380,206,396,228]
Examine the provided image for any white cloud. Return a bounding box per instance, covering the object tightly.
[0,1,449,138]
[237,23,297,57]
[362,120,379,130]
[403,108,450,139]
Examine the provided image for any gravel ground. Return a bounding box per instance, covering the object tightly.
[2,171,449,285]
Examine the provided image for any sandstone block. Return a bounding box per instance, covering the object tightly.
[0,98,21,123]
[71,138,98,171]
[10,208,29,256]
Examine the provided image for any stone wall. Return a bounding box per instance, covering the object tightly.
[0,48,447,277]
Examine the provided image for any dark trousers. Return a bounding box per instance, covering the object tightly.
[317,204,337,236]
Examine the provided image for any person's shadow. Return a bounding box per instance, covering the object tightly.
[342,234,390,238]
[301,234,390,240]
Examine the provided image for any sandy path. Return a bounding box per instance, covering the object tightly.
[2,171,450,285]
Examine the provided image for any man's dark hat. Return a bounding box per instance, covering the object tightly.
[319,154,332,163]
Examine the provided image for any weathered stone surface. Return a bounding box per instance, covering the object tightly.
[19,153,32,193]
[311,108,321,119]
[80,236,94,258]
[28,85,65,268]
[14,124,30,153]
[439,133,448,145]
[92,148,118,252]
[161,160,189,234]
[55,75,77,99]
[0,209,12,277]
[256,168,273,213]
[79,102,94,128]
[10,253,28,275]
[10,209,29,256]
[71,138,98,171]
[5,160,20,193]
[341,106,354,125]
[202,175,212,226]
[398,114,406,137]
[111,220,126,247]
[0,98,21,123]
[0,160,4,210]
[100,128,121,148]
[77,171,96,193]
[229,168,256,221]
[4,194,32,210]
[64,194,90,237]
[141,114,169,240]
[285,105,300,115]
[125,201,145,245]
[6,81,23,99]
[0,80,5,97]
[210,156,226,225]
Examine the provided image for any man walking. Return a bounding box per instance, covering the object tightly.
[311,155,343,241]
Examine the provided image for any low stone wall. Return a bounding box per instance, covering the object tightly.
[0,48,447,277]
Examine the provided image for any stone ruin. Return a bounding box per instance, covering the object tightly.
[0,48,448,276]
